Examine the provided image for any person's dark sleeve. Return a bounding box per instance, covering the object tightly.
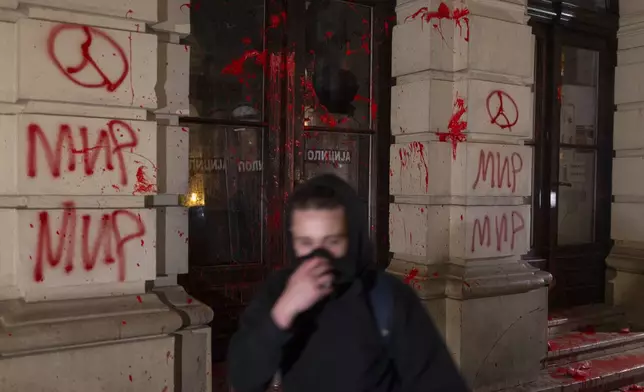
[227,272,293,392]
[390,282,471,392]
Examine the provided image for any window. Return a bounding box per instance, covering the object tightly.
[529,0,618,308]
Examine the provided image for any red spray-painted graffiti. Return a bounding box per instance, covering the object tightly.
[486,90,519,131]
[33,202,146,282]
[405,2,470,43]
[436,95,467,160]
[472,150,524,193]
[398,141,429,192]
[27,120,139,187]
[471,211,525,253]
[47,24,129,92]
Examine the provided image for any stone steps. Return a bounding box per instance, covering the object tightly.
[546,330,644,368]
[515,345,644,391]
[548,304,627,336]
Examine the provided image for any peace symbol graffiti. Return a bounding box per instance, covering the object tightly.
[47,24,129,92]
[486,90,518,131]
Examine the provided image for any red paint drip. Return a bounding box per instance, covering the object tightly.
[127,32,134,105]
[136,295,142,303]
[403,268,419,285]
[405,3,470,42]
[436,95,467,160]
[410,141,429,192]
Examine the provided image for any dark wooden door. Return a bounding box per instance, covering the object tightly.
[178,0,394,366]
[529,4,618,309]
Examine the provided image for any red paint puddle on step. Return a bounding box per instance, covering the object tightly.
[551,355,644,382]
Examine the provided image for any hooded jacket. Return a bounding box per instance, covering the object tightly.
[227,175,470,392]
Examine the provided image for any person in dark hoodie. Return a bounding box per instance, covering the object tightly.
[227,174,470,392]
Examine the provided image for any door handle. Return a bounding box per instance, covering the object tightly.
[557,181,573,187]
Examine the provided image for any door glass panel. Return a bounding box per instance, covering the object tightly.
[560,47,598,146]
[184,125,265,265]
[564,0,606,11]
[557,148,595,245]
[304,1,373,129]
[303,131,370,200]
[188,0,265,120]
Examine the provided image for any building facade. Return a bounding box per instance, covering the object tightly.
[1,0,643,391]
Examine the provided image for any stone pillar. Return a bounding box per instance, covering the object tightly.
[389,0,550,390]
[0,0,212,390]
[607,0,644,328]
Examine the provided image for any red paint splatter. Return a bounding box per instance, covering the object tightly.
[187,298,193,304]
[181,127,188,133]
[403,268,419,285]
[221,49,267,86]
[354,94,378,123]
[268,12,287,29]
[136,295,142,303]
[128,374,133,382]
[122,320,127,325]
[405,3,470,42]
[133,166,157,194]
[436,95,467,160]
[557,85,563,103]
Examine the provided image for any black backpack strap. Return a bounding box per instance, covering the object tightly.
[368,271,394,345]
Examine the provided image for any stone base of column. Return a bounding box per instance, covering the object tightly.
[607,243,644,328]
[388,259,551,391]
[0,285,213,391]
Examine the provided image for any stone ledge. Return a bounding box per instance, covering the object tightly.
[391,194,530,205]
[394,132,528,145]
[0,285,212,356]
[607,251,644,275]
[387,258,551,300]
[396,68,533,88]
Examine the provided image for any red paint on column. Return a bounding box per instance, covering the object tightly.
[436,96,467,159]
[403,268,419,285]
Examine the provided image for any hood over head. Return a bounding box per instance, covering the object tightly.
[285,174,374,285]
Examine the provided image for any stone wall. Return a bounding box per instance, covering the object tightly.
[0,1,212,391]
[389,0,550,390]
[608,0,644,328]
